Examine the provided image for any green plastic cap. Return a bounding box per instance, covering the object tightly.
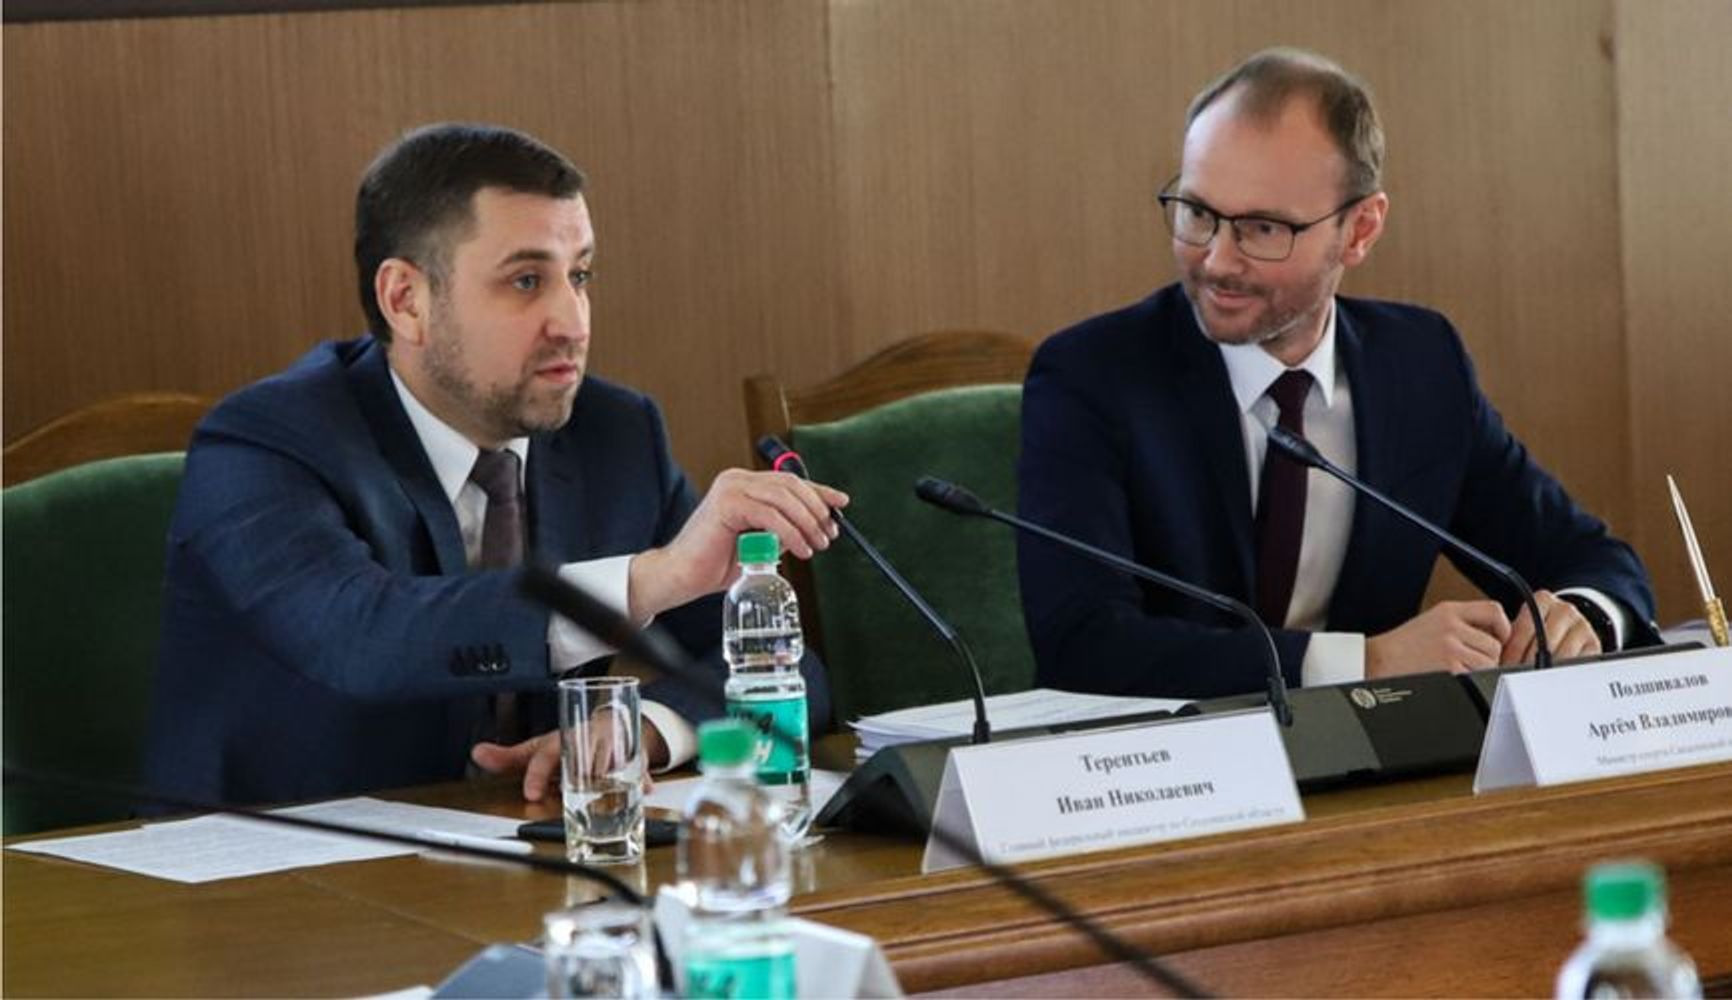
[736,531,780,565]
[698,719,756,767]
[1584,861,1664,921]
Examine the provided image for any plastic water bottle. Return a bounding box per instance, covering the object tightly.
[722,531,814,842]
[678,719,796,1000]
[1555,861,1700,999]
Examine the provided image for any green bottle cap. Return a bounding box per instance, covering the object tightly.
[737,531,780,565]
[1584,861,1664,921]
[697,719,756,766]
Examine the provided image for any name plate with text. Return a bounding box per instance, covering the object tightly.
[921,709,1303,873]
[1474,645,1732,792]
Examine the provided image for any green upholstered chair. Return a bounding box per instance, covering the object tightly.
[743,331,1036,724]
[2,452,187,834]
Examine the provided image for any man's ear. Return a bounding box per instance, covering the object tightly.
[375,258,432,345]
[1340,191,1389,268]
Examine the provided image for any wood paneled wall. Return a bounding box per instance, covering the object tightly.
[1615,0,1732,623]
[5,0,1726,622]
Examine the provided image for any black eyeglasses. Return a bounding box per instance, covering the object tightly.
[1157,183,1371,262]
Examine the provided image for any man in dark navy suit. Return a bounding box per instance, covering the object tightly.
[148,124,844,806]
[1018,49,1655,700]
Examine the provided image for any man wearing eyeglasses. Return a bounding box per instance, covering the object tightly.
[1017,48,1656,701]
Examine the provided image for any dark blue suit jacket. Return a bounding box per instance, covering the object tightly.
[147,337,830,806]
[1018,284,1656,700]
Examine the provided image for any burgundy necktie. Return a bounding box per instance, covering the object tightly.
[1254,370,1314,627]
[469,449,524,742]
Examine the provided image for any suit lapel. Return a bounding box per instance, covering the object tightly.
[527,423,589,564]
[1169,304,1256,595]
[348,341,470,575]
[1326,304,1390,628]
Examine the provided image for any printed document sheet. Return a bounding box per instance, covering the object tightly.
[7,797,521,883]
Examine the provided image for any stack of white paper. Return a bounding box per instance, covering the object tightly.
[848,688,1187,762]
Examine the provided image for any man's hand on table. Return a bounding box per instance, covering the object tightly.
[471,721,669,802]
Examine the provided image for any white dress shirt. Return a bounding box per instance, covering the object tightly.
[391,371,696,767]
[1216,301,1626,684]
[1217,303,1364,685]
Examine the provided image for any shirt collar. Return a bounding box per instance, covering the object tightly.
[1217,298,1340,414]
[389,369,529,505]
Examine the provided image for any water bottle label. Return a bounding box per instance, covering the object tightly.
[685,950,796,999]
[726,695,809,786]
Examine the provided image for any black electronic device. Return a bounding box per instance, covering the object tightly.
[814,707,1177,837]
[517,816,678,848]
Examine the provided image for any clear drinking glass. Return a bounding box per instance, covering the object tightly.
[557,676,645,864]
[543,902,659,999]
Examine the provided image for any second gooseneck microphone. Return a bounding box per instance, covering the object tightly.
[914,477,1293,727]
[757,436,991,745]
[1265,426,1552,670]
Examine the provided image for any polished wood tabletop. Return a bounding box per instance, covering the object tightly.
[6,761,1731,997]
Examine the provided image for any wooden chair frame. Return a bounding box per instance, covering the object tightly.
[4,392,213,487]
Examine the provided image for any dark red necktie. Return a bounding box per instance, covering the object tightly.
[1254,370,1314,626]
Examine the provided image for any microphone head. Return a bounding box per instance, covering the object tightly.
[914,477,989,516]
[1266,425,1324,468]
[755,435,807,477]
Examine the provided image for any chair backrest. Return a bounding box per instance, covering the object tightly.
[743,331,1036,723]
[2,452,187,834]
[3,392,211,487]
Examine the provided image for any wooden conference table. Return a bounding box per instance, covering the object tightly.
[6,757,1731,997]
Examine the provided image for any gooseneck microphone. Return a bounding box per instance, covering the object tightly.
[914,477,1293,727]
[1265,426,1552,670]
[757,435,991,745]
[519,560,1207,997]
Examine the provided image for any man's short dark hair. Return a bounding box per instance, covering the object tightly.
[1187,48,1384,201]
[354,123,586,341]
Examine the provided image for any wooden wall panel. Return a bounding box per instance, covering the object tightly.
[2,0,842,486]
[1616,0,1732,623]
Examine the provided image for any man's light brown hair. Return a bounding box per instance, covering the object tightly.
[1187,47,1385,200]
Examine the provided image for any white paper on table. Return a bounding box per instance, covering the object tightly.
[850,689,1187,760]
[5,797,524,883]
[645,769,847,817]
[272,796,521,839]
[6,813,415,883]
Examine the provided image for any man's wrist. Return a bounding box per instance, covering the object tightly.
[627,548,675,622]
[1558,592,1618,652]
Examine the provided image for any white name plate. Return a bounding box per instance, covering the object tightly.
[921,709,1303,873]
[1475,645,1732,793]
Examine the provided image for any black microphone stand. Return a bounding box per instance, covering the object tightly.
[758,436,991,744]
[914,477,1293,727]
[1266,426,1552,670]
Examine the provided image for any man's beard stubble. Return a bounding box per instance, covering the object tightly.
[1182,252,1340,355]
[424,313,579,441]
